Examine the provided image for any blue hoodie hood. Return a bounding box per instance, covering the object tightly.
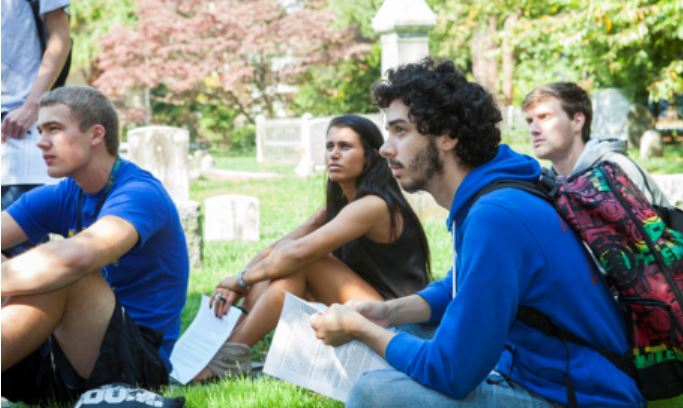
[446,145,540,232]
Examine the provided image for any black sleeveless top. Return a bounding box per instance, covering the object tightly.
[335,206,429,299]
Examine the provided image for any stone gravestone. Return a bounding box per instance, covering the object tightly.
[204,195,260,242]
[627,105,655,148]
[651,174,683,208]
[591,89,654,147]
[639,130,663,159]
[591,89,631,141]
[307,116,332,169]
[128,126,190,202]
[177,200,201,271]
[127,126,201,269]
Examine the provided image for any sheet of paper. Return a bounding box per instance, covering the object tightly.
[169,295,242,384]
[264,293,390,402]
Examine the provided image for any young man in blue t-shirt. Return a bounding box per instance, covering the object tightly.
[310,59,645,407]
[1,86,189,405]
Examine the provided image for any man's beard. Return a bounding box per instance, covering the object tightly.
[400,137,443,193]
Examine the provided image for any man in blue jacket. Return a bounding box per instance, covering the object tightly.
[310,59,644,407]
[1,86,189,405]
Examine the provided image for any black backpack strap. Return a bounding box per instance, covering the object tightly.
[27,0,46,50]
[518,306,636,377]
[27,0,72,89]
[463,178,551,221]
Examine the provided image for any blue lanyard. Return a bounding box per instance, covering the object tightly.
[75,157,122,233]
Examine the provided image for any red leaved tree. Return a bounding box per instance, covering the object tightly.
[93,0,369,126]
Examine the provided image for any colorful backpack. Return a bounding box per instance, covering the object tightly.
[470,161,683,402]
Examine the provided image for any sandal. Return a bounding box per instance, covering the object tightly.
[206,342,252,378]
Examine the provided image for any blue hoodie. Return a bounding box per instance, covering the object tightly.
[385,145,644,407]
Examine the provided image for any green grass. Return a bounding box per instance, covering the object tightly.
[208,150,295,175]
[627,143,683,174]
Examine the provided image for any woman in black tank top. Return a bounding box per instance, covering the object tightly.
[196,115,430,381]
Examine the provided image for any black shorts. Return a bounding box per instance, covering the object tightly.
[2,300,169,405]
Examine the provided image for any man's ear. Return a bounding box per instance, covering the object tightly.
[89,124,106,148]
[437,132,458,152]
[572,112,586,135]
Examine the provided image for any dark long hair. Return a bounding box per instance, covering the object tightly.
[324,114,431,277]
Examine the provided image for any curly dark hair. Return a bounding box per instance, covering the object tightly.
[372,58,502,167]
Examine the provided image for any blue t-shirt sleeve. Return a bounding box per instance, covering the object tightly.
[385,201,545,398]
[98,179,168,249]
[6,182,72,242]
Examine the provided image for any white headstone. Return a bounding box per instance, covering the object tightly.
[295,113,316,177]
[204,195,260,242]
[639,130,663,159]
[372,0,436,75]
[127,126,190,202]
[627,105,655,147]
[200,154,214,172]
[651,174,683,208]
[177,200,202,270]
[591,89,630,141]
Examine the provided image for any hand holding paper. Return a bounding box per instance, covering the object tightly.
[169,295,242,384]
[264,293,390,402]
[310,303,364,346]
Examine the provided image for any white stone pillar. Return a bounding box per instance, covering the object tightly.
[256,114,266,163]
[295,113,315,177]
[372,0,436,75]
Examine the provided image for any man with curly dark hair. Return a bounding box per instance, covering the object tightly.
[310,59,643,407]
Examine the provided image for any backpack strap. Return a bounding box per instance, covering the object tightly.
[466,178,637,406]
[26,0,72,89]
[463,178,550,219]
[517,306,635,378]
[27,0,46,51]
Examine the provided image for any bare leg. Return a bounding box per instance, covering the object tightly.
[194,254,381,381]
[1,271,115,378]
[230,254,381,345]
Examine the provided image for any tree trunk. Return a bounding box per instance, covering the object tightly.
[471,16,498,94]
[501,12,520,106]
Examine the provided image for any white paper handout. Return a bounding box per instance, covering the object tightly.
[264,293,390,402]
[169,295,242,384]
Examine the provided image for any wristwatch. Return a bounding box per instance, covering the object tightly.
[237,268,251,290]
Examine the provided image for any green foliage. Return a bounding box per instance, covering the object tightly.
[69,0,138,81]
[563,0,683,103]
[292,44,381,116]
[196,104,240,147]
[290,0,386,116]
[326,0,384,39]
[228,125,256,153]
[430,0,683,106]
